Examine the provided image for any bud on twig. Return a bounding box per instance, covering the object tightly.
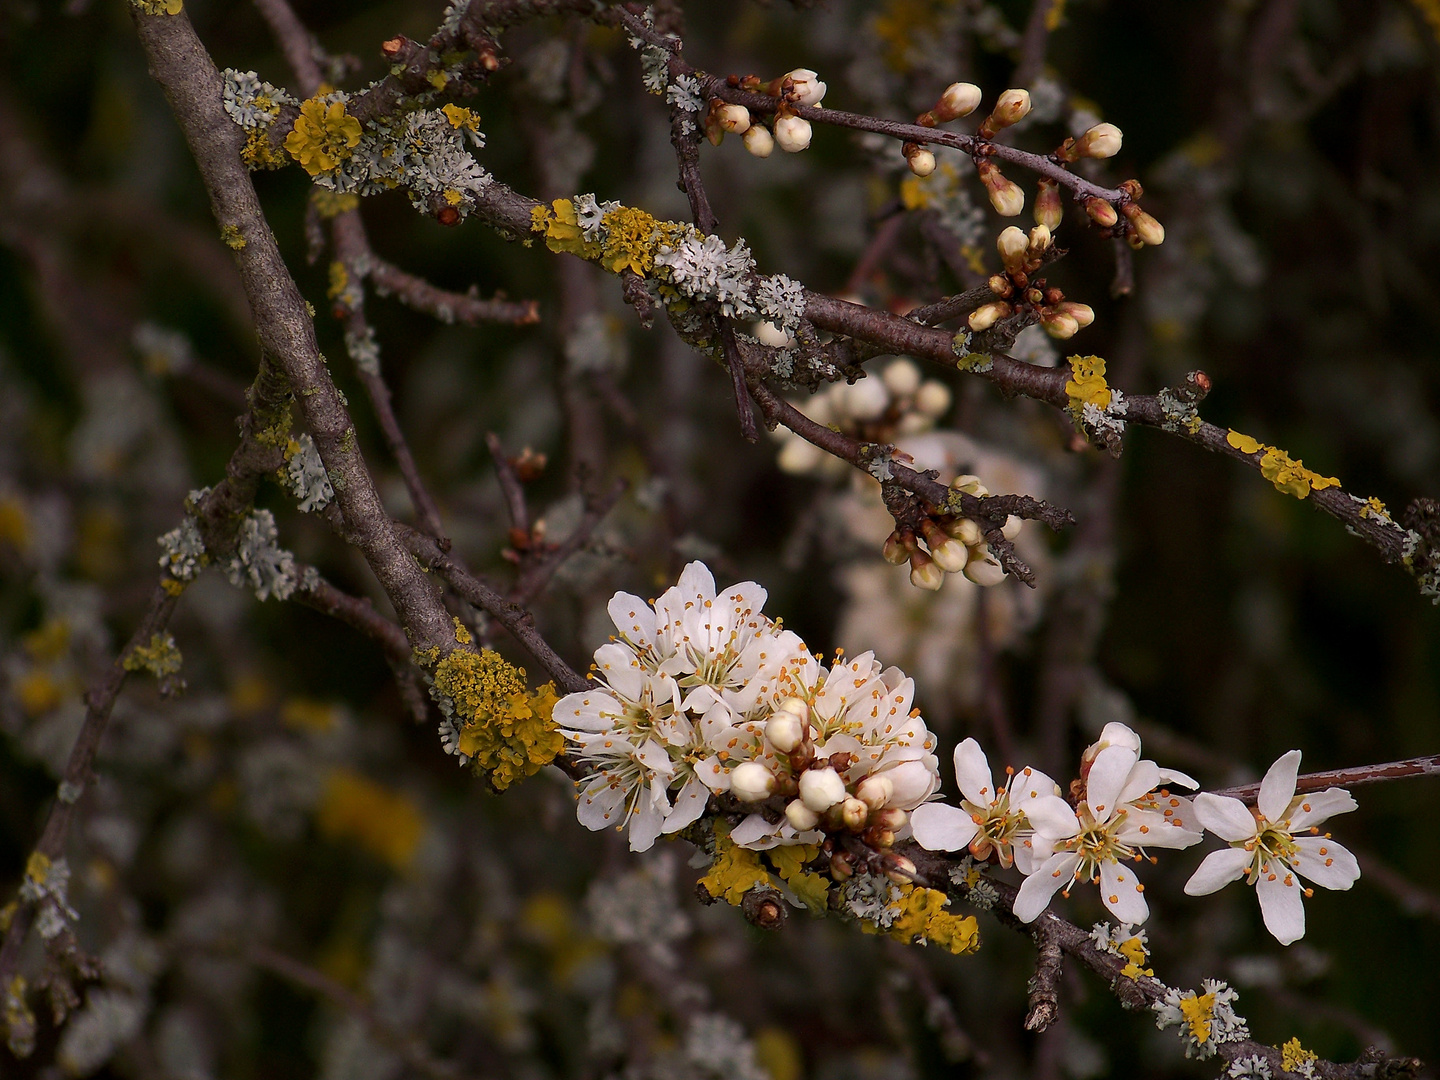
[968,300,1012,332]
[1122,203,1165,246]
[977,160,1024,216]
[933,81,983,122]
[1084,197,1119,228]
[744,124,775,157]
[1034,178,1063,231]
[978,88,1031,139]
[774,114,812,153]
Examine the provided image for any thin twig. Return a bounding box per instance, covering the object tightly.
[1024,921,1064,1032]
[511,477,627,606]
[486,431,532,536]
[1208,754,1440,803]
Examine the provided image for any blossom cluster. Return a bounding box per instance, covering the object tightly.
[557,562,941,853]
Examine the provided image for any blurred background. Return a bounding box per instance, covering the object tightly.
[2,0,1438,1076]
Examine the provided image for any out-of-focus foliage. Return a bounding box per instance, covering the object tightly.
[1,0,1438,1077]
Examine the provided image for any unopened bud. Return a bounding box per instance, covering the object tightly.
[766,711,805,754]
[913,380,952,418]
[997,226,1029,271]
[882,358,922,397]
[705,115,726,147]
[855,774,893,811]
[909,550,945,591]
[743,124,775,157]
[1040,311,1080,339]
[1122,204,1165,246]
[1084,198,1119,228]
[874,807,909,831]
[786,798,821,831]
[1077,122,1122,158]
[841,797,869,831]
[964,547,1006,586]
[799,766,847,812]
[829,850,855,880]
[979,88,1031,138]
[882,529,914,566]
[1002,515,1023,540]
[988,274,1012,296]
[731,761,777,802]
[774,114,813,153]
[968,300,1012,332]
[884,854,918,883]
[935,81,983,121]
[921,520,969,573]
[1054,301,1094,328]
[951,474,989,497]
[906,147,937,177]
[784,68,827,107]
[943,516,983,546]
[840,376,888,421]
[776,696,808,720]
[1034,178,1063,231]
[978,160,1024,216]
[1027,224,1052,257]
[716,104,751,134]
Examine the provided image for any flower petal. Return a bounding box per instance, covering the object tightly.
[1012,852,1080,922]
[953,738,995,805]
[1256,863,1306,945]
[729,813,780,849]
[1096,722,1141,754]
[1098,859,1149,925]
[608,591,657,650]
[1193,793,1258,842]
[1025,795,1080,839]
[575,779,626,831]
[1184,846,1253,895]
[1157,767,1199,790]
[1115,758,1160,806]
[1086,745,1138,820]
[1287,787,1357,831]
[1258,750,1302,823]
[662,774,711,834]
[628,794,666,852]
[1009,766,1060,804]
[910,803,980,852]
[1292,836,1360,891]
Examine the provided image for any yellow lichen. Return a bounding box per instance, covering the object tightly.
[537,198,599,259]
[1281,1037,1318,1073]
[1065,355,1112,414]
[766,844,830,913]
[317,768,425,870]
[1227,431,1340,499]
[161,578,188,597]
[326,261,348,300]
[285,98,362,176]
[311,190,359,218]
[441,103,481,133]
[220,224,246,250]
[1226,429,1263,455]
[880,885,980,954]
[242,127,289,171]
[697,821,771,905]
[1179,991,1215,1045]
[1117,935,1152,979]
[437,649,564,790]
[132,0,183,13]
[122,632,183,679]
[452,617,472,645]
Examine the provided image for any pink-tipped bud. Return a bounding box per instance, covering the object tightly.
[716,104,751,134]
[909,549,945,591]
[921,520,969,573]
[1040,310,1080,339]
[1076,122,1122,159]
[829,851,855,880]
[979,88,1032,138]
[988,274,1011,296]
[731,761,777,802]
[841,797,869,831]
[874,807,909,831]
[855,774,893,811]
[997,226,1029,271]
[774,114,812,153]
[884,854,918,884]
[934,81,983,121]
[1122,204,1165,246]
[1054,301,1094,327]
[1034,178,1063,231]
[967,300,1012,332]
[978,161,1024,216]
[743,124,775,157]
[882,529,915,566]
[1084,198,1119,228]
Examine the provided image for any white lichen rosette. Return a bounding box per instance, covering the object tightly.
[1013,728,1203,924]
[1184,750,1359,945]
[910,738,1061,873]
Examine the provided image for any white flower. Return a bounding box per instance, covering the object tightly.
[1013,740,1203,924]
[910,738,1060,872]
[1184,750,1359,945]
[783,68,826,106]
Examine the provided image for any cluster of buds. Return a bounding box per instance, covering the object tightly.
[967,225,1094,340]
[883,474,1021,590]
[775,359,953,476]
[729,698,919,875]
[723,68,828,157]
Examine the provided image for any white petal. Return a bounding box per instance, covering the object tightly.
[1096,722,1141,754]
[575,779,626,831]
[729,813,781,849]
[1009,765,1061,804]
[910,803,980,851]
[1116,808,1203,849]
[1184,847,1253,895]
[1256,864,1306,945]
[1012,833,1051,875]
[1287,787,1357,831]
[1157,767,1199,790]
[953,738,996,805]
[883,758,941,810]
[595,641,646,702]
[695,753,732,793]
[1087,745,1138,819]
[1193,793,1258,843]
[634,739,675,782]
[628,795,666,852]
[1012,853,1080,922]
[1024,795,1080,839]
[1115,758,1160,806]
[554,689,622,732]
[1098,859,1149,925]
[662,774,712,833]
[608,592,657,649]
[1258,750,1302,823]
[1292,836,1360,891]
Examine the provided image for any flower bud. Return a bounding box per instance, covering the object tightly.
[731,761,777,802]
[979,89,1031,138]
[840,376,889,421]
[786,798,821,831]
[921,520,969,573]
[841,797,869,831]
[882,529,914,566]
[881,358,922,398]
[1122,203,1165,246]
[1028,224,1052,257]
[977,161,1024,216]
[997,226,1029,271]
[964,547,1006,586]
[716,104,751,134]
[774,115,813,153]
[1077,122,1122,158]
[855,774,893,811]
[951,474,989,497]
[988,274,1011,296]
[784,68,827,107]
[1084,198,1118,228]
[1034,178,1062,231]
[967,300,1012,332]
[913,380,952,418]
[874,807,909,831]
[766,710,806,753]
[884,854,918,884]
[776,696,808,719]
[1001,514,1023,540]
[943,516,983,546]
[829,851,855,880]
[935,81,983,121]
[909,550,945,591]
[743,124,775,157]
[705,110,726,146]
[799,766,847,812]
[777,437,824,474]
[1040,311,1080,339]
[1054,301,1094,328]
[906,147,936,177]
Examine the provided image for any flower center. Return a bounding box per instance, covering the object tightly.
[1062,805,1134,880]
